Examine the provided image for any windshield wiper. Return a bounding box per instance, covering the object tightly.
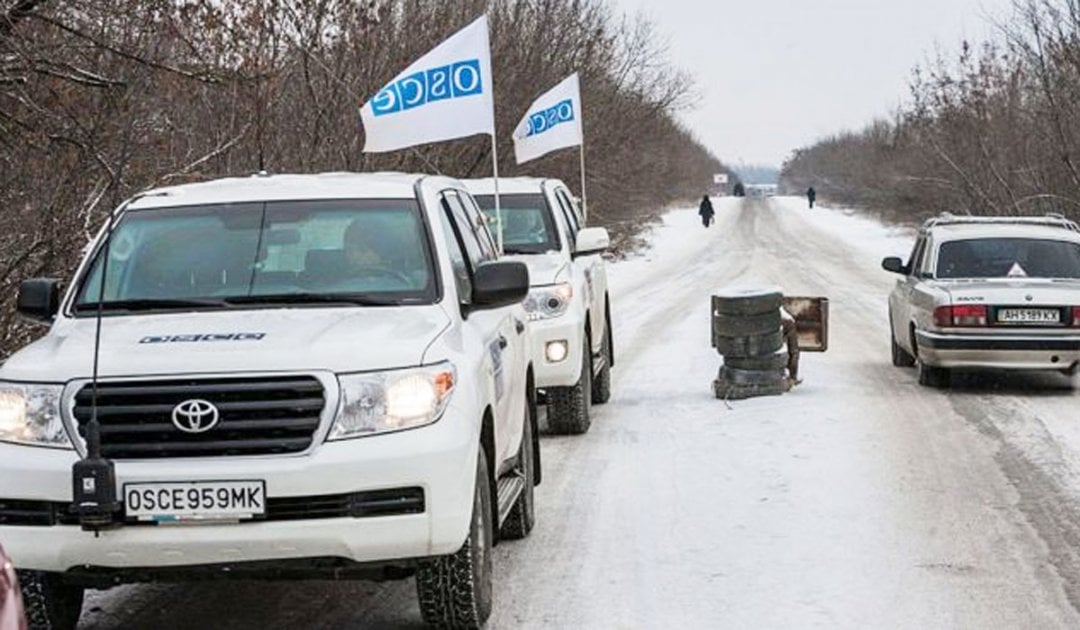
[223,293,401,306]
[74,298,229,313]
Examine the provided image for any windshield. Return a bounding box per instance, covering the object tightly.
[474,194,561,254]
[935,237,1080,279]
[74,199,436,312]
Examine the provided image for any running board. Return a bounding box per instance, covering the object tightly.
[496,474,525,525]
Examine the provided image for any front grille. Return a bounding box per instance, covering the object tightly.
[0,499,78,526]
[73,376,325,459]
[0,488,424,526]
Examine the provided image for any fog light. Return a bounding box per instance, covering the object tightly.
[545,340,569,363]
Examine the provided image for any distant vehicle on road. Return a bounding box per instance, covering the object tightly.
[465,177,613,435]
[883,213,1080,387]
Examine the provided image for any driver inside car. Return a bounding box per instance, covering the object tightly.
[344,218,387,269]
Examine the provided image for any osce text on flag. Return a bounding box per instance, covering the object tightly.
[371,60,484,116]
[524,99,575,137]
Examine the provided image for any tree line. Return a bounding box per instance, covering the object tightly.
[0,0,728,355]
[780,0,1080,224]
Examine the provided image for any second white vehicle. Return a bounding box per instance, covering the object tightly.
[465,178,613,434]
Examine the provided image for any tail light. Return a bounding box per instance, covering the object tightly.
[934,304,988,327]
[1072,306,1080,327]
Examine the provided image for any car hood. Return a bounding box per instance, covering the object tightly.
[0,306,452,383]
[939,278,1080,306]
[506,252,568,286]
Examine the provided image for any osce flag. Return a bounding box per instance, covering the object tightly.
[360,16,495,153]
[513,73,583,164]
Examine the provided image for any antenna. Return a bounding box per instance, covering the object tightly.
[72,192,153,532]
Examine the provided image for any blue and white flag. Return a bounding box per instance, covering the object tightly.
[360,17,495,153]
[513,73,583,164]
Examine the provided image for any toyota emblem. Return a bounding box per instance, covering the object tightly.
[171,399,220,434]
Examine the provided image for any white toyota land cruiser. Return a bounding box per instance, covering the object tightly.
[465,178,612,434]
[0,172,540,629]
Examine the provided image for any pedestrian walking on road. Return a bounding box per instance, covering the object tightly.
[806,187,817,209]
[698,195,715,228]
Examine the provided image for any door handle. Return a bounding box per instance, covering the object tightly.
[498,334,508,349]
[515,319,525,335]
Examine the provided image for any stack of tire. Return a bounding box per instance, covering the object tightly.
[712,287,790,400]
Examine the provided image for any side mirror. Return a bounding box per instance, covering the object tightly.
[471,261,529,310]
[881,257,906,275]
[572,227,610,258]
[17,278,61,324]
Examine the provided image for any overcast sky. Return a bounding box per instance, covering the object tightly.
[607,0,1014,169]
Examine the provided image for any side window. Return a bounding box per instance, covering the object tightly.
[438,204,472,303]
[907,237,926,277]
[442,193,487,271]
[457,191,500,258]
[552,190,579,245]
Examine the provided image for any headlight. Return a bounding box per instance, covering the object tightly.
[329,363,455,440]
[0,383,70,448]
[523,283,573,320]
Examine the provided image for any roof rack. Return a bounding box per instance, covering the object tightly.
[921,212,1080,232]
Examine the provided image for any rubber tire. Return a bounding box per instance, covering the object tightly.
[500,405,536,540]
[725,352,788,372]
[891,331,916,367]
[712,310,782,337]
[19,571,84,630]
[713,378,789,400]
[712,291,783,317]
[917,360,951,388]
[549,336,592,435]
[591,317,612,405]
[714,329,784,358]
[718,365,786,386]
[416,449,494,629]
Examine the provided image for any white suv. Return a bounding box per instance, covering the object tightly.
[465,178,612,434]
[0,172,540,629]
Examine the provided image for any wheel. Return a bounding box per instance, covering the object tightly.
[891,330,916,367]
[416,449,494,629]
[712,289,783,317]
[500,402,536,540]
[714,329,784,358]
[725,352,788,372]
[19,571,84,630]
[718,365,786,386]
[549,335,592,435]
[591,318,612,405]
[712,310,782,337]
[917,359,951,388]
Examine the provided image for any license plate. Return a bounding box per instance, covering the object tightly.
[124,481,266,522]
[997,308,1061,324]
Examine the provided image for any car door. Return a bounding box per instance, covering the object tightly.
[442,190,526,469]
[553,186,606,351]
[892,235,927,349]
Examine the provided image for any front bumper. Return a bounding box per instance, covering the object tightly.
[529,315,585,388]
[916,329,1080,369]
[0,405,478,575]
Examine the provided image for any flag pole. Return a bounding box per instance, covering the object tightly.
[491,133,504,254]
[578,143,588,224]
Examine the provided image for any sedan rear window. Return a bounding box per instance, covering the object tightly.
[936,237,1080,279]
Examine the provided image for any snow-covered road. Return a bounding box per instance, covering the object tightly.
[80,197,1080,628]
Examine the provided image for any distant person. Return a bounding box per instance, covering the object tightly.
[733,182,745,197]
[698,195,715,228]
[806,186,817,209]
